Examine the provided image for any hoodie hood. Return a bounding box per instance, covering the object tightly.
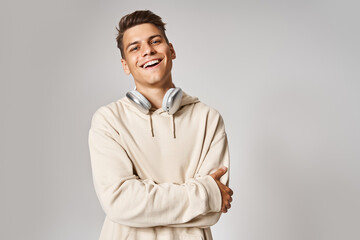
[121,90,200,138]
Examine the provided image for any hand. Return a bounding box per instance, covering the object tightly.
[210,167,233,213]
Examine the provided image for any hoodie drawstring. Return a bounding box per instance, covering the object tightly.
[171,114,175,138]
[149,112,154,137]
[148,111,176,139]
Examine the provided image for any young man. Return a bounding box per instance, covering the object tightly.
[88,10,233,240]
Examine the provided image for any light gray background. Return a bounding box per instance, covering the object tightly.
[2,0,359,239]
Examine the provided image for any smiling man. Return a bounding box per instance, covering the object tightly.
[121,23,175,92]
[88,10,233,240]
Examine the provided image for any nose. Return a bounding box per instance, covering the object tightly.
[142,42,156,57]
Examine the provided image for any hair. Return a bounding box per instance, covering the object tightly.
[116,10,170,59]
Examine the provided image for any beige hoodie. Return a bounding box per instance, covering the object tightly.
[88,90,230,240]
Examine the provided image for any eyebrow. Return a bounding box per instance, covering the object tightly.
[125,34,163,51]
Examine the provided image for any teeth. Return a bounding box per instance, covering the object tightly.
[143,59,160,68]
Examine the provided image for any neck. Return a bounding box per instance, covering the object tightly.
[135,81,175,109]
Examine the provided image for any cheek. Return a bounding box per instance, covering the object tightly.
[128,58,139,70]
[157,45,171,55]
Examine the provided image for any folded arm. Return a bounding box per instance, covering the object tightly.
[88,107,229,228]
[166,130,230,228]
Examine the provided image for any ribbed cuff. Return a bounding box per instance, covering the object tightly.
[197,175,222,212]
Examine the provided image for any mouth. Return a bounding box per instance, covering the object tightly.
[140,59,163,69]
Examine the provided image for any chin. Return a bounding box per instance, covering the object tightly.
[145,75,166,84]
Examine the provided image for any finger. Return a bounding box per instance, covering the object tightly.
[212,168,225,179]
[222,207,228,213]
[224,186,233,195]
[229,196,233,202]
[226,203,231,209]
[211,167,227,179]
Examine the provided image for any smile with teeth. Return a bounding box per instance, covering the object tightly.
[142,59,161,69]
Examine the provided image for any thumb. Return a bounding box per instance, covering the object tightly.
[211,166,227,180]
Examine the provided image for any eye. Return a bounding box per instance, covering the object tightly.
[130,46,139,52]
[151,39,161,44]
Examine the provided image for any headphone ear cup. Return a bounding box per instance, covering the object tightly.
[126,90,152,114]
[162,87,183,114]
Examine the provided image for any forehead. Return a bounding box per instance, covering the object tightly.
[123,23,163,45]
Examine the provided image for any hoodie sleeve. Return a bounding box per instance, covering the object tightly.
[88,107,229,228]
[165,113,230,228]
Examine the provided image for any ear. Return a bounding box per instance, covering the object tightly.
[121,58,131,75]
[169,43,176,60]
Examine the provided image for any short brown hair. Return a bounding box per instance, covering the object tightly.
[116,10,170,59]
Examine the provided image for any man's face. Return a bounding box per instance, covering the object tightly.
[121,23,176,88]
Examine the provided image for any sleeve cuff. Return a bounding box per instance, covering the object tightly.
[196,175,222,212]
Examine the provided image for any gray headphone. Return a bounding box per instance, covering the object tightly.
[126,86,183,115]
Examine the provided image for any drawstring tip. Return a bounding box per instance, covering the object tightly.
[149,113,154,137]
[171,114,176,139]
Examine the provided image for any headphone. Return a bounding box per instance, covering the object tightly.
[126,86,183,115]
